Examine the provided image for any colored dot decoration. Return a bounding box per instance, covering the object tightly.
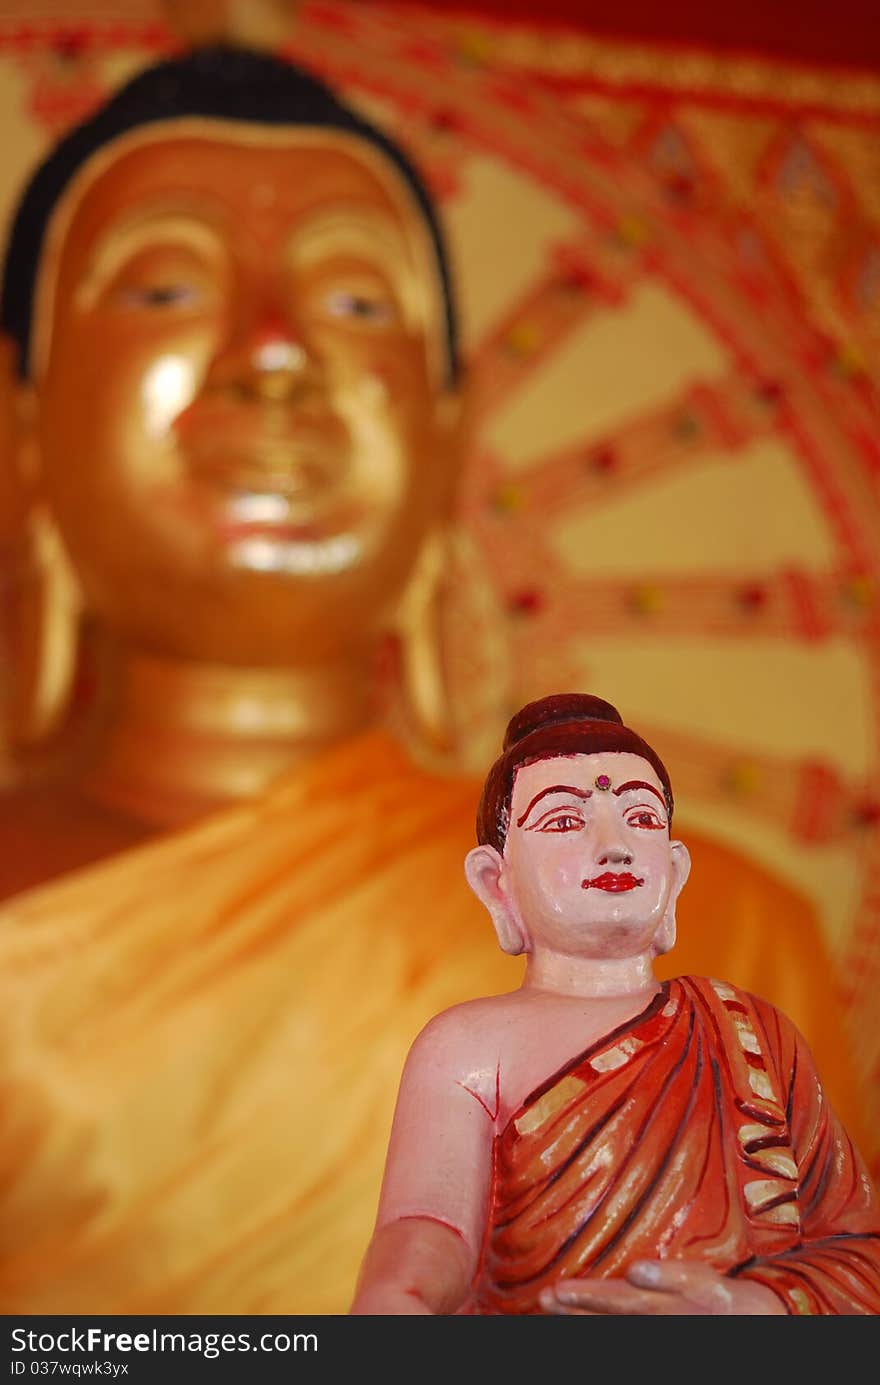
[672,411,701,441]
[726,762,762,796]
[831,342,867,380]
[507,589,543,617]
[504,322,543,357]
[842,575,875,610]
[615,214,651,248]
[755,379,784,407]
[738,583,769,613]
[586,446,617,475]
[854,799,880,828]
[490,484,524,515]
[630,585,664,615]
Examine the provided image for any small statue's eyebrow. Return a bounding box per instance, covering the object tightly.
[613,780,666,805]
[516,784,591,827]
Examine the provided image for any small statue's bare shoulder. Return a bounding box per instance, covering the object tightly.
[402,991,525,1111]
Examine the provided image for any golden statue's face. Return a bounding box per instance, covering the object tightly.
[29,122,460,664]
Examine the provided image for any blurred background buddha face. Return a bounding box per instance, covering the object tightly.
[31,123,456,665]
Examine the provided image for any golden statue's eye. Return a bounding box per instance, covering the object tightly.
[323,290,396,323]
[122,282,203,309]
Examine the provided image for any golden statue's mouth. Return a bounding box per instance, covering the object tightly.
[224,530,363,577]
[217,492,366,545]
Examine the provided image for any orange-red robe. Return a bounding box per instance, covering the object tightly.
[472,976,880,1315]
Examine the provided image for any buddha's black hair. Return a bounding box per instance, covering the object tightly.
[0,44,459,381]
[477,693,674,852]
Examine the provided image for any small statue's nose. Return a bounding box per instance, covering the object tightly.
[597,846,633,867]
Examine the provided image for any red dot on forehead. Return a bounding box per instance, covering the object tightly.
[595,774,612,790]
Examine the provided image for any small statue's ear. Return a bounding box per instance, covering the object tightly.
[653,839,691,957]
[670,839,692,897]
[464,844,528,956]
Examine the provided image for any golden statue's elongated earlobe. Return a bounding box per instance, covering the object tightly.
[389,521,513,775]
[385,367,512,773]
[6,514,81,751]
[0,340,80,755]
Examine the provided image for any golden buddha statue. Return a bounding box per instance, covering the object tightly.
[0,46,867,1314]
[0,43,470,893]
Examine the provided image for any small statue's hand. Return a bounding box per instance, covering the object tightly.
[539,1260,786,1316]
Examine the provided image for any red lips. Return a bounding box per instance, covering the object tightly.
[582,872,644,892]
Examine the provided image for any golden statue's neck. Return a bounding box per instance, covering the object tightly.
[80,643,379,827]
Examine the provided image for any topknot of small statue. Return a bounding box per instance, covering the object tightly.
[502,693,624,751]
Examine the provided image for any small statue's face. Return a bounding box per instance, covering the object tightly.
[29,122,458,664]
[503,751,685,959]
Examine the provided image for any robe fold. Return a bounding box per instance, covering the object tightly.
[472,977,880,1315]
[0,732,520,1314]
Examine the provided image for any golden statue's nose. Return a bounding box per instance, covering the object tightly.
[249,338,311,401]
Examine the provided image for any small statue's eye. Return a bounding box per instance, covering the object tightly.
[628,810,664,829]
[541,814,583,833]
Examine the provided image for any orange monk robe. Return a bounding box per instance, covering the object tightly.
[661,833,869,1154]
[0,732,523,1314]
[472,976,880,1316]
[0,732,867,1313]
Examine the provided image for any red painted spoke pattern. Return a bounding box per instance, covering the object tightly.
[468,240,637,420]
[501,567,880,643]
[638,721,876,846]
[471,370,780,529]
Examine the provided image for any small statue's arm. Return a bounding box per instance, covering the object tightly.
[350,1008,496,1315]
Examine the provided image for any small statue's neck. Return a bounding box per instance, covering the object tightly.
[79,640,379,827]
[522,950,660,1000]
